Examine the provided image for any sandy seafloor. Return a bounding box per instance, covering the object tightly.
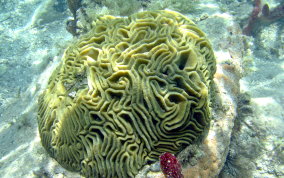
[0,0,283,177]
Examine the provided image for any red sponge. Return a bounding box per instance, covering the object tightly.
[159,152,184,178]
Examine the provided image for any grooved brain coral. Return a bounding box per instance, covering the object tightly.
[38,10,216,177]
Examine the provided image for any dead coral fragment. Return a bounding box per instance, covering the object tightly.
[67,0,82,17]
[66,0,82,36]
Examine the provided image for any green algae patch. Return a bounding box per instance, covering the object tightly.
[37,10,216,177]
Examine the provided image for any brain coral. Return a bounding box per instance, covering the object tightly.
[37,10,216,177]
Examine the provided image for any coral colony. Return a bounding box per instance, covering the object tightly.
[160,152,184,178]
[243,0,284,35]
[37,10,215,177]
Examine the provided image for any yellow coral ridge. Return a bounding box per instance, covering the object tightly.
[38,10,216,177]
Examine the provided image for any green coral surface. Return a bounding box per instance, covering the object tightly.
[37,10,216,177]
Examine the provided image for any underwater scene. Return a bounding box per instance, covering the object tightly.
[0,0,283,177]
